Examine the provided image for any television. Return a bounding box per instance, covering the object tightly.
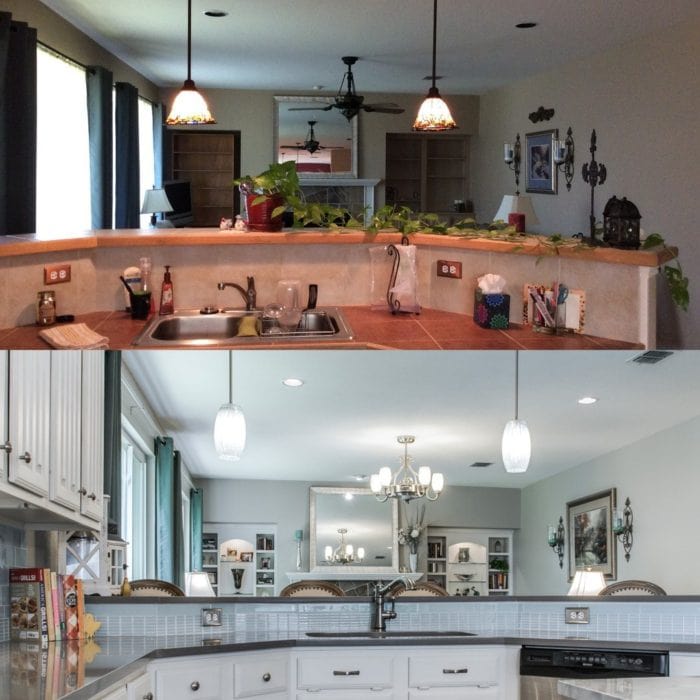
[163,180,194,227]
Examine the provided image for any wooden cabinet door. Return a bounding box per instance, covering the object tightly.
[80,351,105,521]
[8,351,51,495]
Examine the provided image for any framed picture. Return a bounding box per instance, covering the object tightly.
[567,488,617,581]
[240,551,253,562]
[526,129,557,194]
[457,547,471,563]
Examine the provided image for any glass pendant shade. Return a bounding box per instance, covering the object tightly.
[166,80,216,125]
[413,87,457,131]
[213,402,246,461]
[501,419,531,473]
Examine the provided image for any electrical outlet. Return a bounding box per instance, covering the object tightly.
[437,260,462,279]
[565,607,590,624]
[44,263,72,285]
[201,607,223,626]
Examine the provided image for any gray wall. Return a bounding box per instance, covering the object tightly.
[518,415,700,595]
[198,478,519,584]
[471,18,700,347]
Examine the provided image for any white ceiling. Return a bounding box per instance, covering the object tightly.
[122,350,700,488]
[39,1,700,94]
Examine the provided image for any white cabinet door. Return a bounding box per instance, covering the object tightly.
[409,649,500,688]
[127,671,154,700]
[234,653,288,697]
[50,351,82,510]
[97,687,129,700]
[152,656,234,700]
[8,351,51,495]
[297,652,395,691]
[80,350,104,521]
[670,652,700,676]
[408,688,500,699]
[0,350,8,478]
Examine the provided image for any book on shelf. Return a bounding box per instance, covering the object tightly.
[9,568,49,647]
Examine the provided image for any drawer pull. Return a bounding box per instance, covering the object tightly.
[262,672,271,682]
[79,487,87,495]
[19,451,31,464]
[1,440,11,454]
[142,694,153,700]
[88,492,97,500]
[333,670,360,676]
[443,667,469,674]
[190,680,200,691]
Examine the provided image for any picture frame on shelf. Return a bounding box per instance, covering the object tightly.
[567,488,617,581]
[240,551,253,562]
[525,129,558,194]
[457,547,471,563]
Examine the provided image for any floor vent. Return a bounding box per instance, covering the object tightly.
[469,461,493,468]
[629,350,674,365]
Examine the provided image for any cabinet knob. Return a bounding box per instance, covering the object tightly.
[262,672,271,682]
[88,492,97,500]
[142,694,153,700]
[190,680,200,691]
[18,451,31,464]
[78,487,87,495]
[0,440,11,454]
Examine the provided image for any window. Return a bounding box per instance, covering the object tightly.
[138,97,156,227]
[36,45,91,234]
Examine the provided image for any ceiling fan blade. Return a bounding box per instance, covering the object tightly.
[363,103,405,114]
[288,106,334,112]
[280,145,305,149]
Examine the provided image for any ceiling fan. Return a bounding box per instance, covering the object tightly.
[280,121,343,154]
[290,56,405,121]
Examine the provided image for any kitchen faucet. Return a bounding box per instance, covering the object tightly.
[217,276,256,311]
[371,576,414,632]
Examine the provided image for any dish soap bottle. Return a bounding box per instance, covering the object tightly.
[159,265,174,315]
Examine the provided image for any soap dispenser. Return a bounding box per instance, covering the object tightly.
[159,265,174,315]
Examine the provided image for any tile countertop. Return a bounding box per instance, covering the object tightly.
[558,677,700,699]
[5,631,700,700]
[0,306,641,350]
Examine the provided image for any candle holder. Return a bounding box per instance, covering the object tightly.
[553,127,575,191]
[547,516,565,569]
[612,497,633,562]
[503,133,522,195]
[581,129,607,245]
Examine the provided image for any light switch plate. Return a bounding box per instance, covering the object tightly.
[565,607,590,624]
[201,607,222,626]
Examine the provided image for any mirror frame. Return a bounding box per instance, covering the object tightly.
[309,486,399,574]
[274,96,358,179]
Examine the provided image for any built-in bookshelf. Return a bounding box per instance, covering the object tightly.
[201,532,219,592]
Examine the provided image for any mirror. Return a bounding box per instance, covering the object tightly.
[309,487,398,574]
[274,96,358,178]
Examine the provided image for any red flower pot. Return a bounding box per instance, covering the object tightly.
[245,193,285,232]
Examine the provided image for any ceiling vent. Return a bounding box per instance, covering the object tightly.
[469,461,493,468]
[628,350,674,365]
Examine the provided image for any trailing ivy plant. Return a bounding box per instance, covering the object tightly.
[642,233,689,311]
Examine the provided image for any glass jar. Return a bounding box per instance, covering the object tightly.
[36,290,56,325]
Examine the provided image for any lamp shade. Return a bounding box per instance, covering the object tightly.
[213,402,246,461]
[141,188,174,215]
[166,81,216,125]
[413,88,457,132]
[501,419,531,473]
[185,571,215,596]
[568,569,606,596]
[494,195,540,228]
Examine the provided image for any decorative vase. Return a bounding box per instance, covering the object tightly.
[231,567,244,594]
[409,552,418,573]
[244,193,285,232]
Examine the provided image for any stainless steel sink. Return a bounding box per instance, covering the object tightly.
[305,631,476,639]
[131,307,354,347]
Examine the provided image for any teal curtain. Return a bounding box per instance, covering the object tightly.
[115,82,140,228]
[86,65,113,229]
[155,436,175,582]
[190,488,203,571]
[103,351,121,535]
[173,451,184,589]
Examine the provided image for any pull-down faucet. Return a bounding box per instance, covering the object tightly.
[217,276,256,311]
[371,576,414,632]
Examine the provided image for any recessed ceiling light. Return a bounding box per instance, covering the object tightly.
[578,396,598,405]
[515,22,538,29]
[343,493,354,501]
[282,378,304,387]
[204,10,228,18]
[352,474,368,482]
[312,85,324,91]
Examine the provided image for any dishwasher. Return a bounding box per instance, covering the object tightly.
[520,644,669,699]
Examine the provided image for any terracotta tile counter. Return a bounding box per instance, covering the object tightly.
[0,307,641,350]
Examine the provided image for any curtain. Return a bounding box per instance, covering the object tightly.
[173,450,185,589]
[86,65,113,229]
[153,102,165,188]
[190,488,203,572]
[115,82,140,228]
[0,12,37,235]
[155,436,175,582]
[103,351,122,535]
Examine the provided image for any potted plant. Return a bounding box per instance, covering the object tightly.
[233,161,301,232]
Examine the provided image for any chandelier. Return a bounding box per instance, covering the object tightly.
[370,435,445,503]
[324,529,364,565]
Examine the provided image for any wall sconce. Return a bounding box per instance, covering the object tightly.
[553,127,575,191]
[613,497,633,561]
[503,133,522,195]
[547,516,565,569]
[581,129,607,244]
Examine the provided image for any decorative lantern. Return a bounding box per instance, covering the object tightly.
[603,196,641,249]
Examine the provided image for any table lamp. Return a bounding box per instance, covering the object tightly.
[141,187,174,227]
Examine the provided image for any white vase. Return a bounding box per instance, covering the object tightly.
[409,552,418,573]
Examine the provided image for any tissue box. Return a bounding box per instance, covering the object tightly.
[473,290,510,329]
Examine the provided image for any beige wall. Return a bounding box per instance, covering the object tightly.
[471,18,700,347]
[3,0,159,100]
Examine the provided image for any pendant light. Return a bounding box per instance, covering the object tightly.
[501,351,531,473]
[213,351,246,461]
[166,0,216,125]
[413,0,457,132]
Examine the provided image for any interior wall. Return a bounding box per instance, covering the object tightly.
[518,415,700,596]
[3,0,159,100]
[471,18,700,347]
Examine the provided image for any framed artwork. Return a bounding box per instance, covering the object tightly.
[240,551,253,562]
[567,488,617,581]
[526,129,557,194]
